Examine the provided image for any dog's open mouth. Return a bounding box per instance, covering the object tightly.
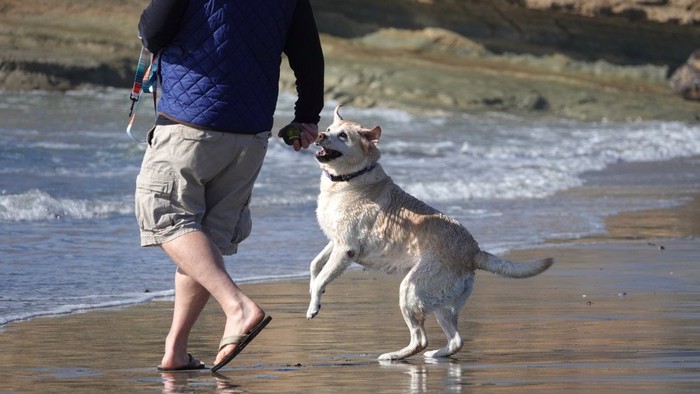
[315,148,342,163]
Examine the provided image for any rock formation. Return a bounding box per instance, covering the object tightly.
[1,0,698,120]
[669,50,700,100]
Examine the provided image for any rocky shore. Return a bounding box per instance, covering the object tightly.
[1,0,699,121]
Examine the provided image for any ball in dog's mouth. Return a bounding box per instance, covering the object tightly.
[315,148,342,163]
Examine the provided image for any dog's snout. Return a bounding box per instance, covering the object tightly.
[316,132,328,144]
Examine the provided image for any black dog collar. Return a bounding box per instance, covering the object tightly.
[324,163,377,182]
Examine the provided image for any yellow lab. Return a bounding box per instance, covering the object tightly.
[307,105,553,360]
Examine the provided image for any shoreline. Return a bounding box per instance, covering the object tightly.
[2,154,697,332]
[1,156,699,392]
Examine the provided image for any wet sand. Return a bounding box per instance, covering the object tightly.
[1,196,699,392]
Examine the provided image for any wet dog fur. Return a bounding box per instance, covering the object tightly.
[307,105,553,360]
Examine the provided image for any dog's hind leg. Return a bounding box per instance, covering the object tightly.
[424,307,463,358]
[306,247,352,319]
[425,275,472,358]
[378,271,429,360]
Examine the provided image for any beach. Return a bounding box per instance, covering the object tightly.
[1,180,698,393]
[1,1,700,392]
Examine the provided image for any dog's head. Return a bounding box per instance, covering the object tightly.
[315,105,382,175]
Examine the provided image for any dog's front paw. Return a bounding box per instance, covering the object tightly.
[306,303,320,319]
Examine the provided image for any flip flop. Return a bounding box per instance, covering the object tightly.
[157,353,206,371]
[210,315,272,372]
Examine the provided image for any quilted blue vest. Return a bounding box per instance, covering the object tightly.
[157,0,297,133]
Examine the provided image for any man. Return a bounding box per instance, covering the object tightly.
[135,0,324,371]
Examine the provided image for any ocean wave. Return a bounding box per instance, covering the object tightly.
[404,166,582,201]
[0,289,173,329]
[388,119,700,202]
[381,140,457,157]
[0,189,132,222]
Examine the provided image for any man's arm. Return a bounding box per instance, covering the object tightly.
[284,0,325,125]
[138,0,189,53]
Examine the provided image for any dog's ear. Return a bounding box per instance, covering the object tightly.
[362,126,382,145]
[333,104,345,123]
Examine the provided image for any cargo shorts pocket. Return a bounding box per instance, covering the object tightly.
[231,203,253,245]
[135,169,176,232]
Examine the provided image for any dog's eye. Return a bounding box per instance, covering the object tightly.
[338,132,348,140]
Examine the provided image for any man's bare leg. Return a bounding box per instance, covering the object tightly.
[159,268,209,369]
[160,230,265,367]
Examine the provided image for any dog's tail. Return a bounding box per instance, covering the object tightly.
[475,251,553,279]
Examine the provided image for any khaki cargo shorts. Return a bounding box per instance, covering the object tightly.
[134,123,271,255]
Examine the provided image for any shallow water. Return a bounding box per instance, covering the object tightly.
[1,89,699,327]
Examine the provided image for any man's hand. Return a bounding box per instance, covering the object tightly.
[278,122,318,151]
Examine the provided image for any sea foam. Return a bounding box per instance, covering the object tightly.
[0,189,132,222]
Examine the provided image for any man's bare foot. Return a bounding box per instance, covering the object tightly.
[159,352,204,370]
[214,305,266,365]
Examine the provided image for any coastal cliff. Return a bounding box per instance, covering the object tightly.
[1,0,698,121]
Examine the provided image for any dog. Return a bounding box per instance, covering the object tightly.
[307,105,553,360]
